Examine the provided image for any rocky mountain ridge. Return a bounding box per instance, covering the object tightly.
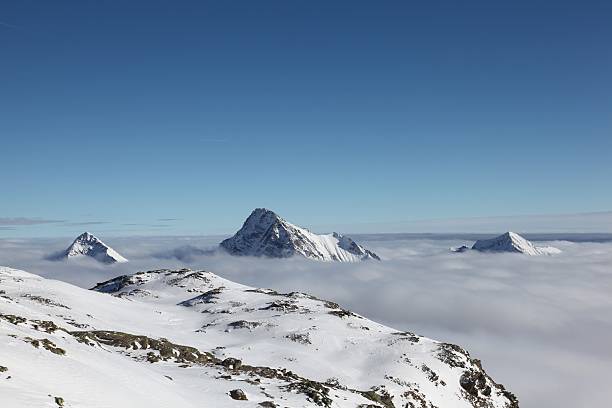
[452,232,560,255]
[221,208,380,261]
[0,266,518,408]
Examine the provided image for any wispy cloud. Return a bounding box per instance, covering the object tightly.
[122,223,172,228]
[64,221,111,226]
[198,137,230,143]
[0,21,18,30]
[0,217,65,226]
[157,218,181,222]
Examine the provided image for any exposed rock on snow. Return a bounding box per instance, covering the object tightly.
[52,232,128,264]
[229,389,248,400]
[0,266,519,408]
[471,232,561,255]
[220,208,380,261]
[451,245,471,253]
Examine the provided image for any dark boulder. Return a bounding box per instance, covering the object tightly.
[229,389,247,400]
[222,357,242,370]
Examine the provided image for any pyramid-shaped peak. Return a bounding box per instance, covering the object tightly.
[74,231,100,242]
[496,231,529,243]
[245,208,284,224]
[250,208,279,217]
[61,232,128,264]
[471,231,559,255]
[239,208,289,235]
[496,231,528,244]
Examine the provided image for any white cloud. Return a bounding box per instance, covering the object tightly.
[1,234,611,408]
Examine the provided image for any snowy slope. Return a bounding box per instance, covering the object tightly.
[220,209,380,262]
[55,232,128,264]
[0,266,518,408]
[471,232,560,255]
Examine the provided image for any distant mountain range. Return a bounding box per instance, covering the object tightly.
[49,210,379,264]
[49,218,562,266]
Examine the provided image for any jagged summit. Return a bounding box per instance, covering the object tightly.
[59,232,128,264]
[471,231,560,255]
[220,208,380,261]
[333,232,381,260]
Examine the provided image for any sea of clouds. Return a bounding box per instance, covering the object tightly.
[1,233,611,408]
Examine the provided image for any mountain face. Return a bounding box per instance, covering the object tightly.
[0,266,518,408]
[220,208,380,261]
[471,232,560,255]
[59,232,128,264]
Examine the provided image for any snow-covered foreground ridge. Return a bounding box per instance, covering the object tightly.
[221,208,380,261]
[0,266,518,408]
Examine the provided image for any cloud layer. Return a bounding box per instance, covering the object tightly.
[0,234,611,408]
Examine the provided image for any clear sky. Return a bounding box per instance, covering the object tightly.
[1,1,611,237]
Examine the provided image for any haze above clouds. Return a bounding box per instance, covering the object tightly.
[2,210,612,237]
[1,234,611,408]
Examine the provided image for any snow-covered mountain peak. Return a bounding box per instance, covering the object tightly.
[220,209,380,261]
[242,207,284,231]
[78,231,95,241]
[60,232,128,264]
[471,232,560,255]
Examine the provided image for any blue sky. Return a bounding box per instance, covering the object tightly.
[1,1,611,237]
